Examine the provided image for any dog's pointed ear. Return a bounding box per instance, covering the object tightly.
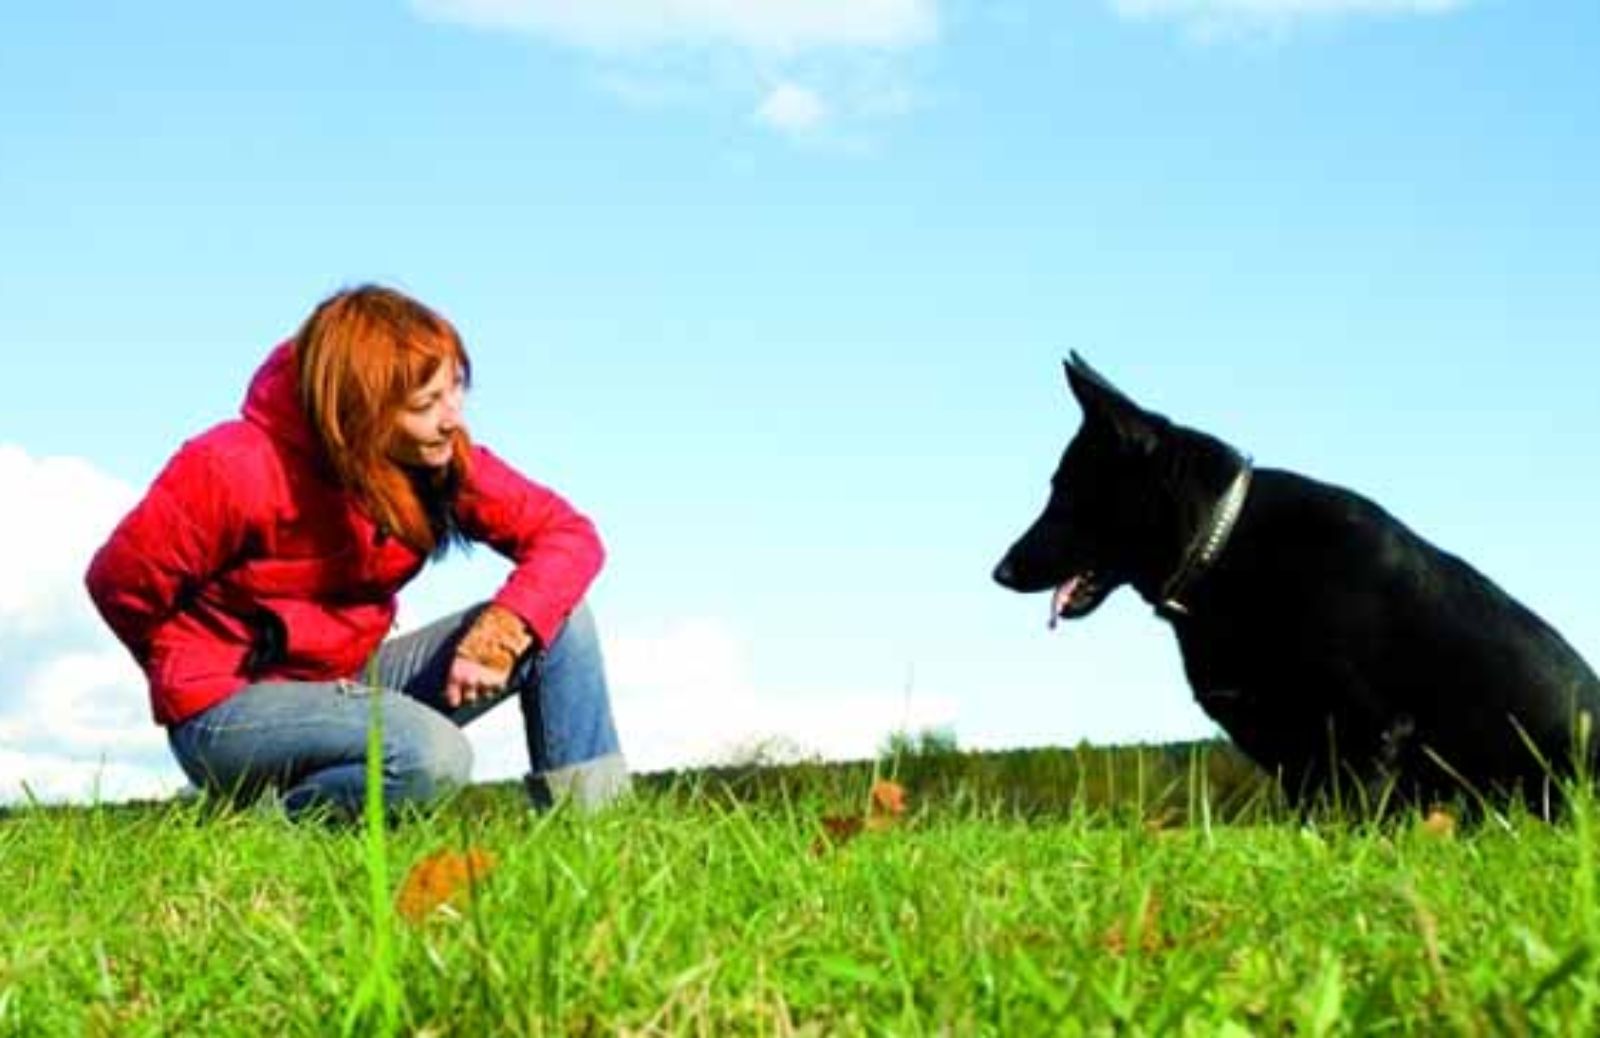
[1062,354,1161,454]
[1063,352,1137,414]
[1065,351,1112,390]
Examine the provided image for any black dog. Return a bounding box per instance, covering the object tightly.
[994,354,1600,809]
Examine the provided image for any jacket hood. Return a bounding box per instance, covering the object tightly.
[241,340,322,458]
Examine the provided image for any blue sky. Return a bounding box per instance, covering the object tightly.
[3,0,1597,802]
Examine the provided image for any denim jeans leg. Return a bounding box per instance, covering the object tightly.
[166,679,472,820]
[371,600,629,811]
[520,602,629,810]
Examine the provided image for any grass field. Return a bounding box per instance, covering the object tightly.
[5,744,1600,1036]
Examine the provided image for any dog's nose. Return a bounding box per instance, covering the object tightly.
[993,560,1015,588]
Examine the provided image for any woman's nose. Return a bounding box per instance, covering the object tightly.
[440,391,464,430]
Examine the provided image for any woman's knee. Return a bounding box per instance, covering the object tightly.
[387,712,473,801]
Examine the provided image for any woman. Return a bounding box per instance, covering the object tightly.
[85,285,628,818]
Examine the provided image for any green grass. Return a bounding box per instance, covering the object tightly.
[5,760,1600,1035]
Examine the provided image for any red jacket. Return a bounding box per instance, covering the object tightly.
[85,342,605,725]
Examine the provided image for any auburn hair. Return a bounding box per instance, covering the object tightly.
[293,285,473,555]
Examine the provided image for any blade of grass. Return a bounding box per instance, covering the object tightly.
[343,680,402,1037]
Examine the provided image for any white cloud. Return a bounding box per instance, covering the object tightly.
[0,445,135,637]
[0,445,182,805]
[411,0,937,53]
[409,1,933,142]
[1111,0,1467,31]
[1117,0,1462,11]
[5,650,151,746]
[604,617,957,772]
[755,82,828,135]
[433,617,954,784]
[0,749,184,805]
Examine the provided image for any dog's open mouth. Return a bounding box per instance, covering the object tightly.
[1049,572,1103,628]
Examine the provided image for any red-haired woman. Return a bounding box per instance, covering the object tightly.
[85,285,627,819]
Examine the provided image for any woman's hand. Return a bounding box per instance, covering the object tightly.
[446,603,535,708]
[445,654,510,708]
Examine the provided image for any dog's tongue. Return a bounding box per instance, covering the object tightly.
[1049,578,1081,630]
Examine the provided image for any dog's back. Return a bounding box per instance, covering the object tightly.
[1173,467,1600,802]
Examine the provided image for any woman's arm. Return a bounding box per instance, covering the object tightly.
[84,436,252,661]
[454,445,605,651]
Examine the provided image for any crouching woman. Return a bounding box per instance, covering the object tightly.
[85,284,628,819]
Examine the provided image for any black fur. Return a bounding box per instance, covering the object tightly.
[994,354,1600,809]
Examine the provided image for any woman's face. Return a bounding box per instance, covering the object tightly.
[390,358,465,469]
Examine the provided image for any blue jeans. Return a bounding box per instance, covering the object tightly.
[167,602,627,819]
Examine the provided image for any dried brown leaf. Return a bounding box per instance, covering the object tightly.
[396,846,497,924]
[870,779,907,818]
[1419,807,1457,838]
